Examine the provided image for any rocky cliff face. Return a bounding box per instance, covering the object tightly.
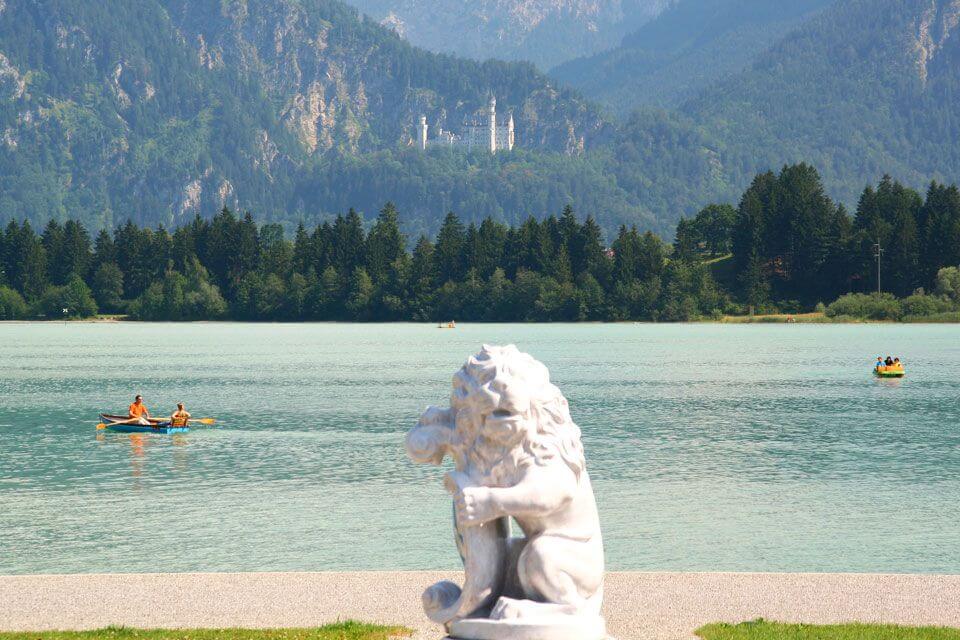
[912,0,960,84]
[162,0,609,156]
[344,0,670,69]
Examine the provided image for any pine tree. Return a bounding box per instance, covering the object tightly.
[919,182,960,287]
[114,221,155,298]
[551,244,573,283]
[612,225,642,283]
[92,229,115,270]
[558,206,580,259]
[638,231,666,280]
[41,220,66,285]
[476,218,508,278]
[346,266,374,320]
[204,208,239,288]
[293,222,313,274]
[434,212,466,284]
[5,221,48,299]
[576,215,607,283]
[887,208,920,296]
[409,235,437,313]
[57,220,92,282]
[672,218,699,262]
[732,186,769,300]
[365,202,406,285]
[777,163,836,301]
[332,209,366,279]
[258,223,293,278]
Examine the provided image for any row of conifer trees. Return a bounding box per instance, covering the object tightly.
[1,164,959,321]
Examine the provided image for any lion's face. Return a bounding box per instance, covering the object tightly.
[451,350,541,451]
[446,345,585,486]
[477,381,534,447]
[411,345,585,482]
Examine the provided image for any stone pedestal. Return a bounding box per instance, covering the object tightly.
[445,614,607,640]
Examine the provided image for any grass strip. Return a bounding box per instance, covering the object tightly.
[697,620,960,639]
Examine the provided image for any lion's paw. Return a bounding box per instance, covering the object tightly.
[490,596,528,620]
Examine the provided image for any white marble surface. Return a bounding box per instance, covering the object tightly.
[407,345,608,639]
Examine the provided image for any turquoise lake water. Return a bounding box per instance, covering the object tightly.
[1,323,959,575]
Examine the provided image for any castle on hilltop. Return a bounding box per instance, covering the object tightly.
[418,96,514,153]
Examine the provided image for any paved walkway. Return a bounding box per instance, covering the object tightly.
[2,572,959,639]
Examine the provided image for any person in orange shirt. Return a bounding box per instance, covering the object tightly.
[128,395,151,426]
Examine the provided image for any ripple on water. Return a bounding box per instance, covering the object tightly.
[1,323,959,574]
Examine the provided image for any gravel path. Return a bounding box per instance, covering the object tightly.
[2,571,958,639]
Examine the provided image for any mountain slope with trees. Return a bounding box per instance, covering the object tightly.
[0,0,628,234]
[681,0,960,208]
[3,0,960,243]
[552,0,834,111]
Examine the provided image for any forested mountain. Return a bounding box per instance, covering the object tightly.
[4,0,960,243]
[343,0,669,70]
[559,0,960,217]
[0,0,287,231]
[552,0,834,111]
[684,0,960,207]
[0,0,629,234]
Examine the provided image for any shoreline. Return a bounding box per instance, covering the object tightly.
[2,571,958,640]
[2,315,959,325]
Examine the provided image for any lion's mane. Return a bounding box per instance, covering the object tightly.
[450,345,586,486]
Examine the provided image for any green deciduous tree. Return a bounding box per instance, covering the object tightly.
[36,275,98,318]
[0,286,28,319]
[92,262,125,313]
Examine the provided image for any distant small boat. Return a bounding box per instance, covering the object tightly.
[437,320,457,329]
[98,414,190,434]
[874,365,905,378]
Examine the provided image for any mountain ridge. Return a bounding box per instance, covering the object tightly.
[552,0,835,111]
[343,0,671,69]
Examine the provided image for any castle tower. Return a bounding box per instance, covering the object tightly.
[418,115,428,150]
[488,95,497,154]
[507,112,515,151]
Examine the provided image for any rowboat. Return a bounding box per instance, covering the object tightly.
[98,414,190,434]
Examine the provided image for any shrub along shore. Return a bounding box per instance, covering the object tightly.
[2,163,960,323]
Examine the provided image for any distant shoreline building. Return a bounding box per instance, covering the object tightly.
[418,96,514,153]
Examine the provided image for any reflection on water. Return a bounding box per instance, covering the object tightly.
[92,433,191,488]
[1,322,959,575]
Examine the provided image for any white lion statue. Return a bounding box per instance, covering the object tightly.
[406,344,607,640]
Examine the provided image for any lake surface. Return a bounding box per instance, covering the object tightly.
[1,323,959,575]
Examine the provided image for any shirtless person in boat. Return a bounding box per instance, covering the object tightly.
[170,403,191,427]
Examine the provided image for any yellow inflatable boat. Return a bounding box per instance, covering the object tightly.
[874,364,905,378]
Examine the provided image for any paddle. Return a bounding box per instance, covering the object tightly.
[96,419,137,430]
[188,418,216,425]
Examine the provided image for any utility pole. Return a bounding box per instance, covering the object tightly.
[873,241,884,294]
